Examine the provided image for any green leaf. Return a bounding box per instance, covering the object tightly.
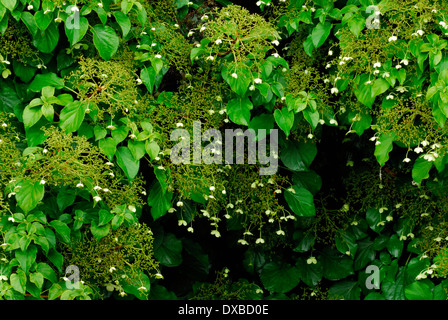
[34,10,52,31]
[311,21,332,48]
[292,170,322,195]
[98,209,113,226]
[412,157,433,184]
[387,234,403,258]
[154,232,182,267]
[28,73,64,92]
[405,280,434,300]
[1,0,16,11]
[59,101,86,133]
[10,270,27,295]
[140,66,156,94]
[354,238,376,271]
[46,248,63,273]
[348,15,365,38]
[222,64,251,96]
[30,272,44,290]
[98,137,117,160]
[33,23,59,53]
[274,107,294,137]
[147,181,172,220]
[226,97,253,126]
[374,132,396,166]
[328,281,361,300]
[90,220,110,241]
[353,74,375,108]
[15,245,37,274]
[115,146,139,181]
[36,262,58,283]
[295,258,322,287]
[371,78,390,98]
[145,140,160,160]
[91,24,119,61]
[260,261,300,293]
[15,180,45,213]
[321,248,354,281]
[280,140,317,171]
[113,11,131,37]
[49,220,71,244]
[23,104,43,129]
[284,185,315,217]
[65,16,89,46]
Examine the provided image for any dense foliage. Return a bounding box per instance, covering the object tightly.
[1,0,448,300]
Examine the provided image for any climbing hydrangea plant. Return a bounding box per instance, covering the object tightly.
[1,0,448,301]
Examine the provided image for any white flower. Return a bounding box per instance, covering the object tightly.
[373,62,381,68]
[201,14,209,21]
[76,182,84,188]
[206,55,214,61]
[128,205,136,213]
[238,239,249,245]
[271,53,280,58]
[256,1,264,6]
[176,122,183,127]
[178,220,187,227]
[154,54,162,59]
[388,35,397,42]
[222,189,226,194]
[272,40,280,46]
[386,94,394,100]
[414,146,424,154]
[8,217,14,222]
[395,64,402,69]
[215,38,222,45]
[423,153,436,162]
[274,189,282,194]
[276,230,285,236]
[209,186,215,191]
[403,157,411,163]
[254,78,263,84]
[136,78,142,84]
[71,6,79,12]
[27,4,33,10]
[176,201,184,207]
[328,50,333,56]
[255,238,265,244]
[249,85,255,91]
[401,59,409,65]
[93,185,102,191]
[200,26,206,32]
[417,29,425,36]
[138,286,147,291]
[187,227,194,233]
[329,119,338,125]
[109,266,116,273]
[93,196,102,202]
[98,2,103,8]
[307,256,317,264]
[331,87,339,94]
[231,73,238,79]
[107,125,116,130]
[318,119,325,125]
[211,230,221,238]
[373,69,380,75]
[40,179,46,185]
[155,273,164,279]
[382,72,390,78]
[307,133,314,139]
[431,143,441,149]
[168,208,176,213]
